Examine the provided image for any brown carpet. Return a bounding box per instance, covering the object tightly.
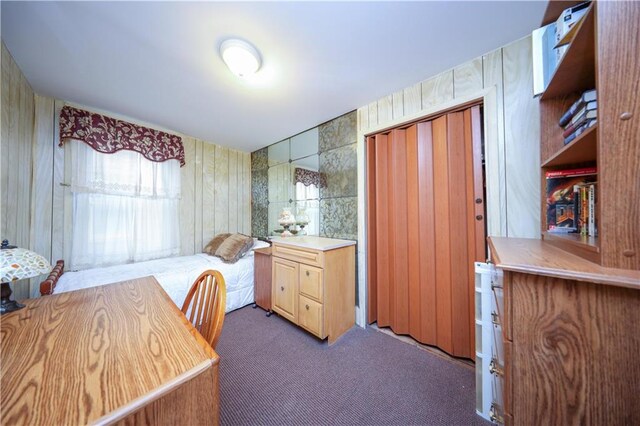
[216,306,489,426]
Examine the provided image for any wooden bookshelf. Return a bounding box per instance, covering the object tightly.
[539,3,599,263]
[541,4,595,101]
[538,1,640,270]
[541,124,597,167]
[543,232,599,264]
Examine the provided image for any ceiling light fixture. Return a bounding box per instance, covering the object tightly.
[220,39,261,78]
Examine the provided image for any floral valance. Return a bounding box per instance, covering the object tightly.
[294,167,326,188]
[59,106,185,167]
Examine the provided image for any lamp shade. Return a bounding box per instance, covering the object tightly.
[0,248,51,283]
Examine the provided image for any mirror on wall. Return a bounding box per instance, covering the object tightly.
[290,128,318,160]
[268,139,289,167]
[267,129,320,236]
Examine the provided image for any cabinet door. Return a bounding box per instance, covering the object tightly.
[299,264,323,302]
[272,257,298,323]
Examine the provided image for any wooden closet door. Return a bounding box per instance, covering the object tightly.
[374,132,391,328]
[366,105,484,359]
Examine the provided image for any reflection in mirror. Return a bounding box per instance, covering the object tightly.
[291,155,321,203]
[268,163,292,203]
[268,139,289,166]
[268,201,291,236]
[290,128,318,160]
[295,200,319,236]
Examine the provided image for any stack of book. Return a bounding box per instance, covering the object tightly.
[546,167,597,236]
[559,88,597,145]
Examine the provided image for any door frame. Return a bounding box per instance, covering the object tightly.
[355,87,504,328]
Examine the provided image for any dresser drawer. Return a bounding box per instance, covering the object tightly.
[299,264,323,302]
[298,295,324,338]
[273,243,324,268]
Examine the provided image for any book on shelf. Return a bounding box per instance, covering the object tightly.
[588,183,596,237]
[569,101,597,126]
[546,167,597,233]
[555,1,591,47]
[572,181,597,237]
[562,105,596,137]
[532,22,560,96]
[564,118,597,145]
[559,89,597,127]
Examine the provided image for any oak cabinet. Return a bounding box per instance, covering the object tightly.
[272,257,298,323]
[489,237,640,425]
[253,246,272,313]
[270,237,356,344]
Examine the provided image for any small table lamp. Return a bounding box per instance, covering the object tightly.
[0,240,52,315]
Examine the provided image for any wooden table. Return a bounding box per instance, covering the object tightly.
[1,277,220,425]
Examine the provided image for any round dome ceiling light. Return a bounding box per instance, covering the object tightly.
[220,39,262,78]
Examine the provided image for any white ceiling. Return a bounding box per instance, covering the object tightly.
[1,1,545,152]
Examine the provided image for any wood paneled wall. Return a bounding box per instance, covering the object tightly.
[358,36,540,239]
[355,36,540,326]
[31,105,251,282]
[2,43,251,298]
[1,43,36,300]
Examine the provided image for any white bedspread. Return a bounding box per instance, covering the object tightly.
[54,253,254,312]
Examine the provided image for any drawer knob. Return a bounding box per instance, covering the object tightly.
[620,112,632,120]
[305,304,310,310]
[280,286,284,291]
[306,270,310,276]
[476,214,483,221]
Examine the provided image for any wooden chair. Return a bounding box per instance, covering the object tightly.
[181,270,226,349]
[40,260,65,295]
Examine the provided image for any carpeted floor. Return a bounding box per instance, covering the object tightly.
[216,306,489,426]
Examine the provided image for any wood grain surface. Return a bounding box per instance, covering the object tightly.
[1,43,35,300]
[254,247,272,312]
[489,237,640,290]
[597,0,640,270]
[366,107,484,358]
[0,277,218,425]
[509,272,640,424]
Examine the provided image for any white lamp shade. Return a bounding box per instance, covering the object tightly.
[220,39,261,77]
[0,248,52,283]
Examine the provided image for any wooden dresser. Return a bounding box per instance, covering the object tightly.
[488,237,640,425]
[253,246,272,314]
[270,236,356,344]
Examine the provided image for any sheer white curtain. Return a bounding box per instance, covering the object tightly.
[69,141,181,269]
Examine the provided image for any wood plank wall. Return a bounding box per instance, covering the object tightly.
[2,43,251,298]
[1,43,36,300]
[358,36,541,239]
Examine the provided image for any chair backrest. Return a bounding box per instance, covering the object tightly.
[40,260,65,295]
[181,270,226,349]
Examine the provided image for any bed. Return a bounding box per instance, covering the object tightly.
[52,253,255,313]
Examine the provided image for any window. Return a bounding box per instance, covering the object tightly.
[69,141,180,269]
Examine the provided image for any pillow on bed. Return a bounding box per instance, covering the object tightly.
[203,233,231,255]
[215,233,254,263]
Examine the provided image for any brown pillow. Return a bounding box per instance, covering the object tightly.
[215,233,254,264]
[203,233,231,255]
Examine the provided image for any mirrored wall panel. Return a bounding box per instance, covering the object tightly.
[268,139,289,166]
[252,110,357,239]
